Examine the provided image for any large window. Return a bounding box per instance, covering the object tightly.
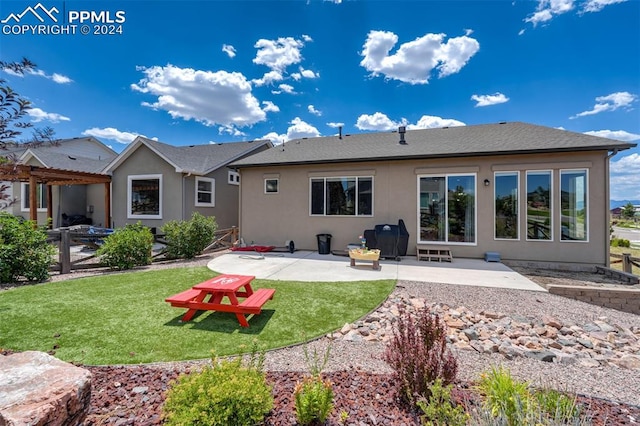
[128,174,162,219]
[419,174,476,244]
[526,171,552,240]
[195,177,215,207]
[561,169,588,241]
[20,182,47,212]
[494,172,519,240]
[310,176,373,216]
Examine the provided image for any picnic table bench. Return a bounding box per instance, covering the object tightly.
[165,274,275,327]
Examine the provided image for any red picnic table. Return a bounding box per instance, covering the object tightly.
[165,274,275,327]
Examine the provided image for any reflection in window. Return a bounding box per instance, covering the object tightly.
[561,170,587,241]
[310,177,373,216]
[129,175,161,218]
[526,171,552,240]
[419,175,475,244]
[265,178,278,193]
[495,172,519,239]
[21,183,47,211]
[195,177,215,207]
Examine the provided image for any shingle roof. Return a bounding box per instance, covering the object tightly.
[231,122,636,167]
[107,137,272,174]
[26,150,113,173]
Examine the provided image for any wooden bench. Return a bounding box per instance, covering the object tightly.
[239,288,276,314]
[416,245,453,262]
[165,289,201,307]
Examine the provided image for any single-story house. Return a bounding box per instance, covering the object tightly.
[103,137,272,231]
[1,137,116,228]
[231,122,636,268]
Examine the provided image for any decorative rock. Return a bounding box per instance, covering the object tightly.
[609,355,640,370]
[0,351,91,426]
[463,328,479,341]
[543,315,563,329]
[525,350,557,362]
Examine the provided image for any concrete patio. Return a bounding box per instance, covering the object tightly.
[207,250,546,292]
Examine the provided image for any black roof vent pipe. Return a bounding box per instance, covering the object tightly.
[398,126,407,145]
[339,126,343,140]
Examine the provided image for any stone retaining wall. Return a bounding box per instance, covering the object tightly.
[547,285,640,315]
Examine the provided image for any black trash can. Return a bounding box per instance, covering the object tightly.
[316,233,332,255]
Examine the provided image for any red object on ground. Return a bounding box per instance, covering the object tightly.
[165,274,275,327]
[231,245,276,252]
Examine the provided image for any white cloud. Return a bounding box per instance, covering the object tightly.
[570,91,637,119]
[610,153,640,173]
[291,73,302,81]
[222,44,236,58]
[262,100,280,112]
[302,34,313,42]
[584,129,640,141]
[356,112,405,131]
[218,125,246,137]
[28,69,73,84]
[406,115,466,130]
[299,67,319,79]
[308,105,322,116]
[131,64,266,127]
[359,30,480,84]
[261,117,321,144]
[323,0,342,3]
[327,122,345,128]
[471,92,510,107]
[582,0,627,13]
[253,37,305,72]
[28,107,70,123]
[525,0,574,26]
[82,127,141,144]
[610,153,640,199]
[286,117,321,140]
[272,83,296,95]
[252,70,284,86]
[357,112,466,131]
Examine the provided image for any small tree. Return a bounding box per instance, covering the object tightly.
[621,202,636,220]
[161,212,217,259]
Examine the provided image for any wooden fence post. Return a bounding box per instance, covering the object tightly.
[59,228,71,274]
[231,226,238,245]
[622,253,632,274]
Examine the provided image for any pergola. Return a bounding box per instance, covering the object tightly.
[0,164,111,227]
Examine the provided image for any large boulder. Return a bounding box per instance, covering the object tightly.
[0,351,91,426]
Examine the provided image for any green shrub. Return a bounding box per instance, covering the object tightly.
[0,212,55,283]
[417,379,468,426]
[161,212,217,259]
[97,222,153,270]
[384,305,458,405]
[611,237,631,247]
[294,344,334,425]
[475,365,589,425]
[162,351,273,426]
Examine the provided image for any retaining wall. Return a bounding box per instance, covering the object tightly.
[547,285,640,315]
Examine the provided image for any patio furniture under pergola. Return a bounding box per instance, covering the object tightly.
[0,164,111,228]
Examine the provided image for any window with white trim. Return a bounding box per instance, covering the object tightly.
[526,171,552,240]
[20,182,47,212]
[560,169,588,241]
[419,174,476,244]
[228,170,240,185]
[494,172,519,240]
[264,178,279,194]
[128,174,162,219]
[195,177,215,207]
[310,176,373,216]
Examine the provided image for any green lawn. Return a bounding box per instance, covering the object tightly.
[0,267,394,365]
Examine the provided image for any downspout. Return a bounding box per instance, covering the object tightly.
[605,149,618,267]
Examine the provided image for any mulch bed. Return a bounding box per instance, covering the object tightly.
[84,364,640,425]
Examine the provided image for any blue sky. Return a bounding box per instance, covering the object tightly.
[1,0,639,199]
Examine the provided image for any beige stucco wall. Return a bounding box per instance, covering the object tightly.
[181,167,239,230]
[238,151,609,266]
[110,145,182,229]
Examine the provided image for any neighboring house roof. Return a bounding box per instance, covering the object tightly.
[231,122,636,167]
[2,137,116,159]
[20,150,114,173]
[104,137,273,175]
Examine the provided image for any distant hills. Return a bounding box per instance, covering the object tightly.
[610,200,640,209]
